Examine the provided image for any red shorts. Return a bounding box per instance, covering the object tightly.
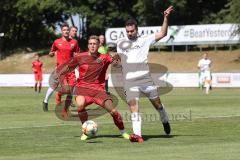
[57,72,76,94]
[34,73,42,81]
[61,72,76,87]
[73,85,112,107]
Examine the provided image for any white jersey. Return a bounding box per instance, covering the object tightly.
[117,34,156,80]
[198,58,211,72]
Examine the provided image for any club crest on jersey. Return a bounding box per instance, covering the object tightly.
[70,43,75,48]
[96,58,103,63]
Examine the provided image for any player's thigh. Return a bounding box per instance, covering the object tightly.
[140,84,158,100]
[199,73,205,83]
[125,86,140,104]
[205,71,211,81]
[34,74,38,81]
[94,91,112,109]
[75,95,86,109]
[38,74,43,81]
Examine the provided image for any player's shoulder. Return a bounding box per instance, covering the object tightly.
[99,53,112,62]
[53,38,62,44]
[139,33,155,40]
[199,58,204,62]
[80,52,88,55]
[70,38,78,44]
[76,52,88,58]
[117,37,128,45]
[100,53,111,58]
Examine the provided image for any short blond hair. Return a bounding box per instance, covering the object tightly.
[88,35,99,43]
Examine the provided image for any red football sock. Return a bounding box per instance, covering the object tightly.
[34,83,37,92]
[38,82,42,93]
[55,92,62,105]
[111,111,124,130]
[77,108,88,124]
[64,95,72,109]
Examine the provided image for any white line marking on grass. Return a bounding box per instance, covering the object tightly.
[0,115,240,130]
[0,123,79,130]
[194,115,240,119]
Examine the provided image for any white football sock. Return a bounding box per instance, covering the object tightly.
[44,87,54,103]
[206,83,210,94]
[120,130,126,134]
[131,112,142,137]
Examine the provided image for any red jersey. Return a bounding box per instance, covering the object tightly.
[77,52,112,89]
[57,52,112,89]
[32,60,43,74]
[50,38,80,66]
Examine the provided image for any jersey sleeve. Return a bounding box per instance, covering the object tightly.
[74,41,80,53]
[50,41,57,52]
[116,39,124,55]
[56,56,81,77]
[144,34,156,46]
[106,54,113,63]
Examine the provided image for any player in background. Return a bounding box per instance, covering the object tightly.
[32,54,43,93]
[98,35,109,54]
[116,6,173,142]
[69,26,78,40]
[42,23,80,112]
[98,35,110,94]
[198,53,212,94]
[70,26,81,80]
[53,35,129,141]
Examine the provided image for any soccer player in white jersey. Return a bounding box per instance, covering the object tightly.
[198,53,212,94]
[116,6,174,142]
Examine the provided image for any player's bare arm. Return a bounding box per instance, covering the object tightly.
[155,6,174,41]
[49,51,55,57]
[111,53,121,67]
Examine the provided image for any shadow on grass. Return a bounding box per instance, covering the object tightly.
[143,134,204,141]
[75,134,203,142]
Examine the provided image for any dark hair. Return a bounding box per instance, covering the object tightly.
[125,19,138,29]
[60,23,69,30]
[70,26,78,30]
[88,35,99,43]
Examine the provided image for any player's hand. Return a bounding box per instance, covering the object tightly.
[164,6,174,18]
[49,52,55,57]
[73,52,80,57]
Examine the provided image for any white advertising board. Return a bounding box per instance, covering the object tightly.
[106,24,240,46]
[0,74,50,87]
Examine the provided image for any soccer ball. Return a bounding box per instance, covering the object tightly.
[82,120,98,136]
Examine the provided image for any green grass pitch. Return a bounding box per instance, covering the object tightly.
[0,87,240,160]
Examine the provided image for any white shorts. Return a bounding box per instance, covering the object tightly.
[124,77,158,102]
[199,71,211,84]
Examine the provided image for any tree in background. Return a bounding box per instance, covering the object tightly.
[0,0,68,57]
[0,0,239,56]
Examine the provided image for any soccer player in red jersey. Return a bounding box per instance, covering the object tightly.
[32,54,43,93]
[42,23,80,112]
[53,35,129,140]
